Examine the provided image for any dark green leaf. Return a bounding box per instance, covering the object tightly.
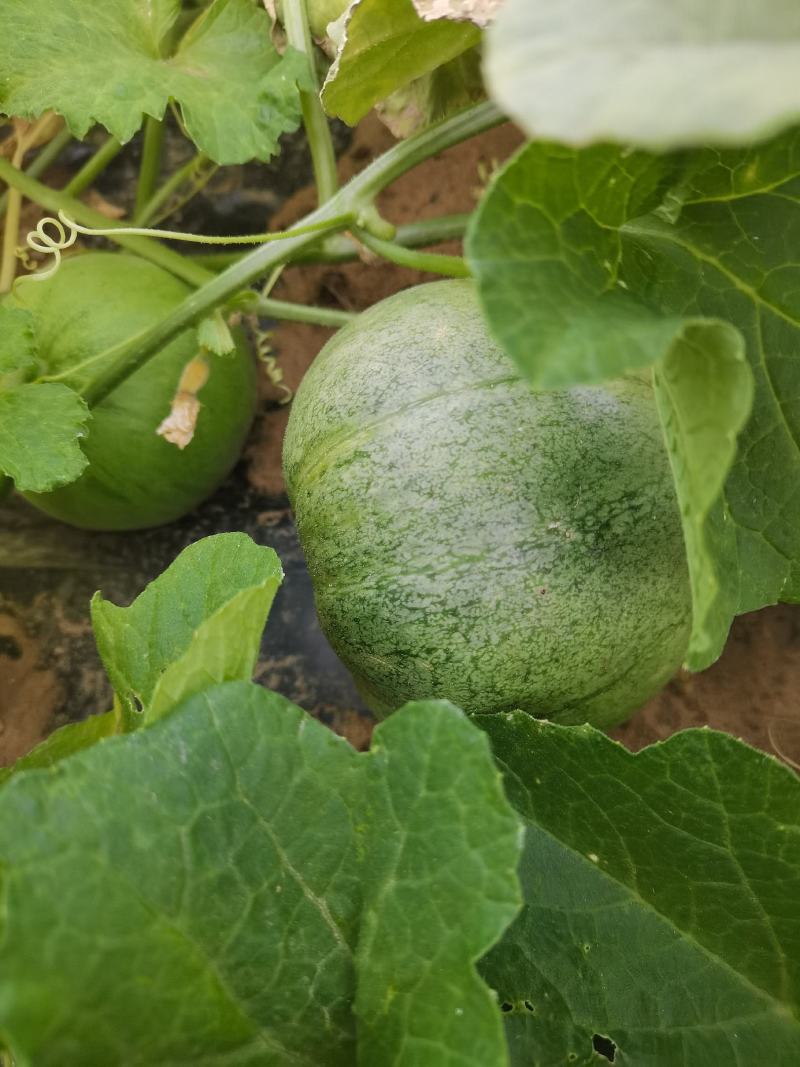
[321,0,479,125]
[91,532,283,724]
[477,712,800,1066]
[485,0,800,149]
[0,0,307,164]
[466,141,758,665]
[0,686,521,1066]
[0,383,89,492]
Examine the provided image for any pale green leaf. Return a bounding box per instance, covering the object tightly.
[0,0,307,164]
[321,0,479,125]
[0,383,89,492]
[198,310,235,356]
[477,712,800,1066]
[0,686,522,1066]
[0,710,117,787]
[173,1,309,164]
[90,532,284,724]
[485,0,800,149]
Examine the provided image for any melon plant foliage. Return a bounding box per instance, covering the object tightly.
[1,536,799,1066]
[1,1,800,1066]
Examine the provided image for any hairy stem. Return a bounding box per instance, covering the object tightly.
[19,101,504,405]
[282,0,339,203]
[354,100,503,202]
[80,207,352,406]
[245,294,356,327]
[0,141,25,292]
[193,212,472,269]
[63,135,124,198]
[0,126,72,220]
[0,158,355,343]
[355,228,470,277]
[134,116,165,220]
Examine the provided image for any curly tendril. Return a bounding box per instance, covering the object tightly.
[24,212,79,280]
[23,209,354,281]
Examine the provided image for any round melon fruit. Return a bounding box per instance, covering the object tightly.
[7,253,256,531]
[283,279,692,728]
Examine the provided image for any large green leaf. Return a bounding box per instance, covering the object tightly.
[0,0,307,164]
[485,0,800,149]
[466,141,760,667]
[0,307,37,385]
[91,532,283,725]
[0,306,92,492]
[0,383,90,492]
[321,0,479,125]
[476,712,800,1066]
[0,686,522,1066]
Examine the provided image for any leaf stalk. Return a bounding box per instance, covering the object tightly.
[282,0,339,204]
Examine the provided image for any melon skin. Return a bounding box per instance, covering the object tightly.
[8,254,256,531]
[284,279,692,729]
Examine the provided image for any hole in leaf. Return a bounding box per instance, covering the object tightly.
[523,999,535,1013]
[592,1034,617,1062]
[500,1002,513,1013]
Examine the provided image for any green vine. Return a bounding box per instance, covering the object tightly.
[355,228,471,278]
[75,101,505,406]
[23,209,356,281]
[133,115,165,220]
[282,0,339,204]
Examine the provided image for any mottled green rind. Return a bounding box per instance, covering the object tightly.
[283,280,692,728]
[476,713,800,1065]
[0,685,521,1066]
[8,254,256,530]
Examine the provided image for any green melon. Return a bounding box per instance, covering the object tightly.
[8,253,256,531]
[284,280,692,728]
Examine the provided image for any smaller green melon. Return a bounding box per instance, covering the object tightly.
[8,254,256,531]
[284,280,692,729]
